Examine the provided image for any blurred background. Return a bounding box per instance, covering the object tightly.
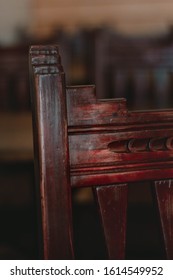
[0,0,173,259]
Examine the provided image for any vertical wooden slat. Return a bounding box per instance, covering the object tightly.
[16,74,30,111]
[133,69,149,108]
[114,70,127,99]
[94,184,128,259]
[153,69,170,108]
[30,45,74,259]
[0,74,9,110]
[154,179,173,259]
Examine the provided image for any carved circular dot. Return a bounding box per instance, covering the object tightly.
[108,140,128,153]
[166,137,173,150]
[149,137,166,151]
[128,138,148,152]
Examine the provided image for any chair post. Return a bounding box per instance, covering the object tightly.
[154,180,173,259]
[30,45,74,259]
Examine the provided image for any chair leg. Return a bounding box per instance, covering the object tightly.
[154,179,173,259]
[94,184,128,259]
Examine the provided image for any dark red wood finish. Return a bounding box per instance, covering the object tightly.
[30,45,173,259]
[154,180,173,259]
[30,46,74,259]
[94,184,128,259]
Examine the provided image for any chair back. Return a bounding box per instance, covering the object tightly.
[30,45,173,259]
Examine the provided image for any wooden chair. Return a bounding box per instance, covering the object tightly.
[30,45,173,259]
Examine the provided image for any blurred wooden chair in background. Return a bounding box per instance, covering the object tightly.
[30,45,173,259]
[0,45,36,259]
[95,30,173,110]
[0,45,34,162]
[0,45,30,112]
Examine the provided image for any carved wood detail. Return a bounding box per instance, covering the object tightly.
[108,136,173,153]
[30,45,63,74]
